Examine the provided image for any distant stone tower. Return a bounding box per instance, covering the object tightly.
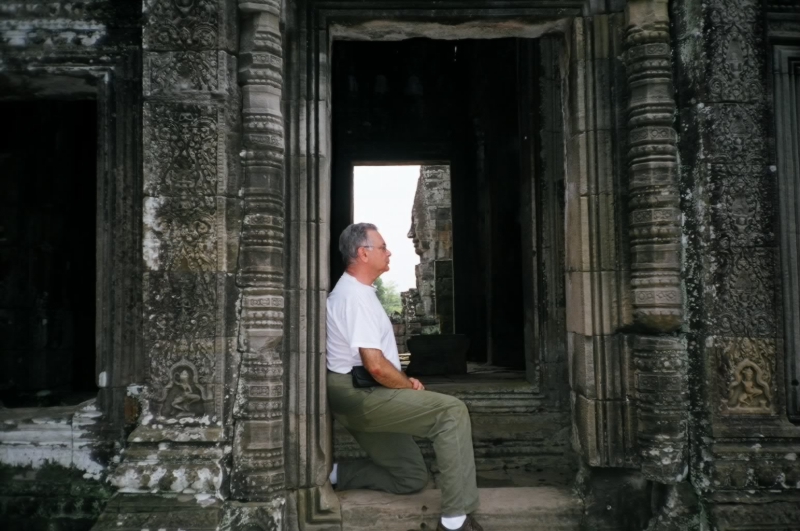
[395,165,454,353]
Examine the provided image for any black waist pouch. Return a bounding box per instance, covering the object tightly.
[351,366,381,388]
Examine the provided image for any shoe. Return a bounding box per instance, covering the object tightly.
[436,515,484,531]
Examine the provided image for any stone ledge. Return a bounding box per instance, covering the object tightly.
[338,486,582,531]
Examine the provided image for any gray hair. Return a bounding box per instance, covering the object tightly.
[339,223,377,265]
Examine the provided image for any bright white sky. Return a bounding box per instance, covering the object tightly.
[353,165,421,292]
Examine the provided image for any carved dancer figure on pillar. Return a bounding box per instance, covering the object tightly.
[326,223,483,531]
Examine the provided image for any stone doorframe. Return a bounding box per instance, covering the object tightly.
[0,55,144,431]
[277,0,687,527]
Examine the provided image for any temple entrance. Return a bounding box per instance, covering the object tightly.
[331,38,533,375]
[329,36,574,490]
[0,101,98,407]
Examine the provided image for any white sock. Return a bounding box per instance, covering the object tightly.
[440,515,467,530]
[329,463,338,485]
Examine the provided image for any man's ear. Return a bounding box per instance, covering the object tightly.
[357,246,368,263]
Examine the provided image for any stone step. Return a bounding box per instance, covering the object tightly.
[333,378,574,475]
[338,487,583,531]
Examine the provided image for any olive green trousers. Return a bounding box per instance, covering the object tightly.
[327,371,479,517]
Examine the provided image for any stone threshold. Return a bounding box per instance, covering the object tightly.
[338,486,582,531]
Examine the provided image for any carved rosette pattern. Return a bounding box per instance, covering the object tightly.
[232,0,286,501]
[623,22,682,332]
[633,335,688,483]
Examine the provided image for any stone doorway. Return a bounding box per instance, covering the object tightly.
[330,38,552,377]
[324,32,575,497]
[0,100,99,407]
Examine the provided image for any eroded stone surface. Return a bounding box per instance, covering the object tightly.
[338,487,582,531]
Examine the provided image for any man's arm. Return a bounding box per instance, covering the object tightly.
[359,348,424,390]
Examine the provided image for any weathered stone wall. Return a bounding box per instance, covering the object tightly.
[675,0,800,528]
[0,2,141,529]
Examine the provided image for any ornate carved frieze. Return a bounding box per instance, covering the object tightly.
[623,6,682,332]
[144,102,222,197]
[143,271,220,419]
[704,104,767,165]
[232,2,286,503]
[707,0,763,102]
[144,51,223,94]
[144,196,218,271]
[707,164,774,248]
[633,335,687,483]
[707,247,777,338]
[143,0,220,51]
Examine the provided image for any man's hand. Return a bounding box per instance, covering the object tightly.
[360,348,418,389]
[408,377,425,391]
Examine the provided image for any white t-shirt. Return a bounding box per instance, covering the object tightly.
[326,273,401,374]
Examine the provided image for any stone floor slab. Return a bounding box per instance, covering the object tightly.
[338,486,582,531]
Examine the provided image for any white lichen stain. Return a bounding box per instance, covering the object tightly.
[147,467,167,488]
[142,197,165,270]
[784,452,797,461]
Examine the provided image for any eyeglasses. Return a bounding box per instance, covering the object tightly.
[362,244,389,252]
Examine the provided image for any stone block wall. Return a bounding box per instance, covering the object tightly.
[674,0,800,527]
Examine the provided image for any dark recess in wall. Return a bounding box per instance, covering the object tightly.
[0,101,98,405]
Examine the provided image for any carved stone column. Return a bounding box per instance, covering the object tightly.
[624,0,682,333]
[632,335,687,481]
[623,0,688,485]
[232,0,286,506]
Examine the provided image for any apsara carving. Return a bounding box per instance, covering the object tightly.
[715,338,776,415]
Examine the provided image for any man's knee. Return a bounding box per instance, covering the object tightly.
[444,396,470,420]
[395,466,428,494]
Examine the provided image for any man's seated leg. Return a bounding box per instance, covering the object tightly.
[337,430,428,494]
[338,387,479,518]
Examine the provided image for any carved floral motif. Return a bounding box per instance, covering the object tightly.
[708,164,774,247]
[146,51,219,94]
[147,196,218,271]
[705,104,766,164]
[144,103,219,196]
[708,247,776,338]
[706,0,763,102]
[144,0,219,50]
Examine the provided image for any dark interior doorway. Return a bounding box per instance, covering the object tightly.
[0,101,98,406]
[331,38,535,371]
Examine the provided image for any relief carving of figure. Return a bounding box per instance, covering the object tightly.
[162,366,205,418]
[726,360,771,410]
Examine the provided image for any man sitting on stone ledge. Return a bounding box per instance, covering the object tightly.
[326,223,483,531]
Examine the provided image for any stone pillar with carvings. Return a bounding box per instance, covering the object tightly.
[231,0,287,513]
[106,0,240,498]
[623,0,688,484]
[96,1,244,529]
[624,0,682,332]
